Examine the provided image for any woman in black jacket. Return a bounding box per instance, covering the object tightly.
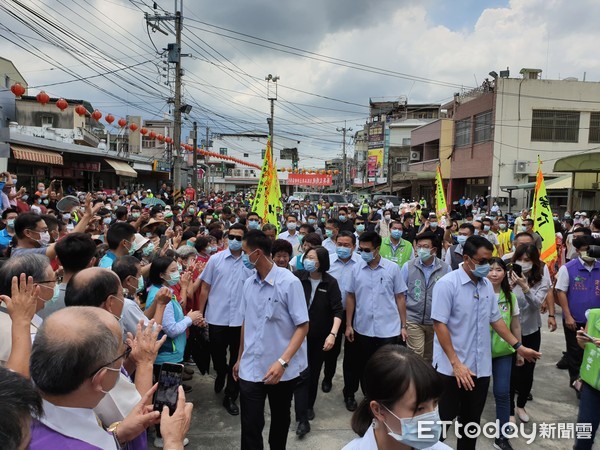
[293,245,343,437]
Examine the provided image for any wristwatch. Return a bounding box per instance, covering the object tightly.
[278,358,288,369]
[107,421,124,448]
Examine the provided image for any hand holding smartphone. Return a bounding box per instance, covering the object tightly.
[153,362,184,415]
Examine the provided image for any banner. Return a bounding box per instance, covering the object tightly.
[287,173,332,186]
[435,165,448,219]
[251,137,282,231]
[367,148,384,178]
[532,158,557,263]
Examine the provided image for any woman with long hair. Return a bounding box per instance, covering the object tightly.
[487,257,522,450]
[509,245,551,424]
[344,344,450,450]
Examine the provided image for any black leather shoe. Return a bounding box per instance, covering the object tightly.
[527,392,533,401]
[344,396,357,412]
[296,420,310,438]
[307,408,315,421]
[214,374,226,393]
[223,397,239,416]
[556,355,568,370]
[321,379,332,393]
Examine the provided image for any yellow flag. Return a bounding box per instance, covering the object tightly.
[532,158,557,263]
[435,165,447,220]
[251,137,282,231]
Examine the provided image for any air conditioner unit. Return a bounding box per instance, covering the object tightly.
[514,160,528,174]
[410,151,420,162]
[592,182,600,190]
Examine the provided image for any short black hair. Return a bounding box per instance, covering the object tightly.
[13,213,44,239]
[111,255,141,284]
[463,235,494,257]
[55,233,97,273]
[299,224,315,234]
[459,223,475,234]
[271,239,293,258]
[229,222,247,234]
[358,231,382,248]
[338,207,348,214]
[414,231,439,249]
[337,230,356,245]
[1,208,17,220]
[115,206,128,220]
[573,235,596,250]
[573,227,592,236]
[65,269,121,307]
[41,214,59,232]
[194,236,210,252]
[247,211,260,220]
[244,229,272,256]
[326,218,340,229]
[303,232,322,247]
[106,222,136,250]
[303,246,330,273]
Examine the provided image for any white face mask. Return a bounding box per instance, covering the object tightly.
[515,261,533,272]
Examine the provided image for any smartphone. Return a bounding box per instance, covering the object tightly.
[159,235,167,247]
[153,362,184,414]
[579,330,595,341]
[508,263,522,277]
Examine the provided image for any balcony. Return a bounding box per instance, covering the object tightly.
[74,126,100,147]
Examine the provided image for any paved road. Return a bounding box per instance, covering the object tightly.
[153,314,598,449]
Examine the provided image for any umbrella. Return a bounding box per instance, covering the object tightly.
[141,197,166,207]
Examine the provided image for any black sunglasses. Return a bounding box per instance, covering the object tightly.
[228,235,243,241]
[358,247,373,253]
[89,345,132,377]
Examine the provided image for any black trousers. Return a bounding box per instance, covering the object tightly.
[564,320,587,384]
[239,378,297,450]
[209,324,241,400]
[323,314,345,383]
[294,338,327,421]
[510,328,541,413]
[343,332,399,398]
[438,374,490,450]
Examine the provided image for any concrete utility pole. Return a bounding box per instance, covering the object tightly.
[337,121,352,192]
[266,74,279,150]
[205,125,210,193]
[192,121,198,192]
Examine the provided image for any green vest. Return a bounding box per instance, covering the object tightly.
[580,308,600,390]
[361,204,370,214]
[379,237,413,268]
[490,291,517,358]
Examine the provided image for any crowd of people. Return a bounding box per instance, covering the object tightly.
[0,177,599,450]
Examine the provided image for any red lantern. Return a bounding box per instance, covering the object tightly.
[165,136,173,144]
[56,98,68,111]
[157,134,165,142]
[36,91,50,105]
[91,109,102,121]
[129,123,138,132]
[117,118,127,128]
[105,114,115,125]
[148,130,156,139]
[75,104,87,116]
[140,127,148,135]
[11,83,26,97]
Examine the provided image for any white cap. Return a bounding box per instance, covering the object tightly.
[147,189,151,192]
[575,211,581,215]
[581,212,587,216]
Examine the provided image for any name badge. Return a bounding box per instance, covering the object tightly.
[318,288,327,293]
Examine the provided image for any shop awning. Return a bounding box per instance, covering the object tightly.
[105,159,137,178]
[11,145,63,165]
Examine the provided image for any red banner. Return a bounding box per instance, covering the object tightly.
[288,173,332,186]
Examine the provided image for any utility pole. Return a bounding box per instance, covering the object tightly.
[205,125,210,193]
[337,121,352,192]
[192,121,198,192]
[266,74,279,150]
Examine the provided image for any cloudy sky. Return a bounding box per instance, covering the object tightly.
[2,0,599,167]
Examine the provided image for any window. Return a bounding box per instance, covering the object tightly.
[219,148,227,156]
[531,110,580,143]
[402,138,411,146]
[40,115,54,127]
[455,118,471,147]
[243,153,249,158]
[474,111,493,143]
[280,148,296,160]
[589,112,600,143]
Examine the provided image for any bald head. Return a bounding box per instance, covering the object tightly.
[65,267,122,308]
[30,307,121,396]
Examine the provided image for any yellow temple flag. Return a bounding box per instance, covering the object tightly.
[532,158,557,263]
[435,165,448,219]
[251,137,282,231]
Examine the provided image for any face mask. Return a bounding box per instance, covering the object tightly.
[137,276,145,293]
[287,222,297,231]
[298,234,304,245]
[43,199,49,205]
[515,261,533,272]
[553,216,559,221]
[228,238,242,251]
[483,225,490,232]
[177,263,183,273]
[456,235,468,246]
[336,246,352,259]
[142,242,154,256]
[308,219,316,225]
[103,217,112,225]
[145,232,153,238]
[320,217,326,223]
[62,213,71,221]
[520,225,527,232]
[33,231,51,247]
[7,219,14,228]
[205,218,212,224]
[384,215,391,221]
[339,215,347,222]
[206,246,216,254]
[132,212,140,219]
[21,195,28,201]
[188,208,196,214]
[580,251,596,264]
[37,186,44,192]
[361,250,374,263]
[166,271,180,286]
[470,259,491,278]
[46,283,61,305]
[499,223,506,230]
[417,248,433,263]
[303,259,317,273]
[564,214,571,219]
[391,229,403,240]
[186,239,195,247]
[242,249,258,269]
[325,229,333,238]
[248,220,260,230]
[356,224,365,233]
[382,405,442,450]
[429,222,438,229]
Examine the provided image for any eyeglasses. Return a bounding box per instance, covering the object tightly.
[358,247,373,253]
[89,345,132,377]
[471,257,491,266]
[416,245,432,250]
[228,235,243,241]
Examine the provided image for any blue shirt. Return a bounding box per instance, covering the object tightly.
[347,257,406,338]
[322,238,337,255]
[98,251,117,269]
[199,248,253,327]
[239,264,309,382]
[278,230,300,249]
[431,263,502,378]
[0,228,13,249]
[328,252,361,309]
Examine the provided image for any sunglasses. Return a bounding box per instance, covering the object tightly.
[358,247,373,253]
[228,235,243,241]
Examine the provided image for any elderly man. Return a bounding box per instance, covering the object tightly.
[29,307,192,449]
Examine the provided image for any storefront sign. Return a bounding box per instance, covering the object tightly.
[288,173,332,186]
[70,161,101,172]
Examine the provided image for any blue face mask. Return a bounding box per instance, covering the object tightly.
[142,242,154,256]
[382,405,442,450]
[336,246,352,260]
[471,259,491,278]
[391,229,402,240]
[456,235,468,247]
[325,229,333,238]
[303,259,317,273]
[338,215,347,222]
[137,276,145,293]
[248,220,260,230]
[417,248,433,263]
[308,219,316,225]
[45,283,61,305]
[356,224,365,233]
[228,238,242,251]
[166,271,180,286]
[241,250,258,270]
[361,250,374,263]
